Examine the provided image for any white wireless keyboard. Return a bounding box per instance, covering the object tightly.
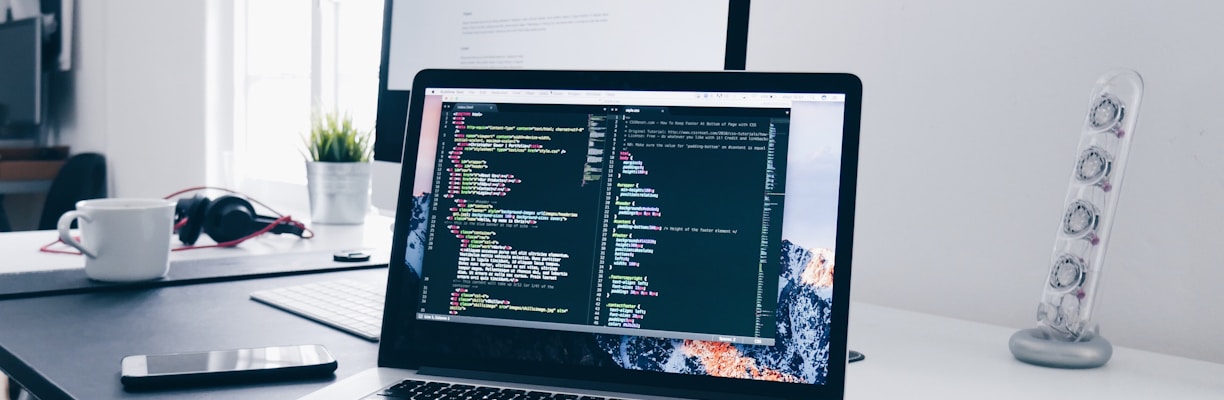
[250,279,385,341]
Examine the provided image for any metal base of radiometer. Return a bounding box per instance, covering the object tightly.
[1009,328,1112,369]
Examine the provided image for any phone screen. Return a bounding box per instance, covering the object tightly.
[143,345,332,375]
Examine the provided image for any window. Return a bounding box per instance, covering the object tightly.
[231,0,383,208]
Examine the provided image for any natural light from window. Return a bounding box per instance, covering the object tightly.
[234,0,382,190]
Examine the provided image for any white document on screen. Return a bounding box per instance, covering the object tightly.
[386,0,730,90]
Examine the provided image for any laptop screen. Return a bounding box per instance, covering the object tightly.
[387,70,858,398]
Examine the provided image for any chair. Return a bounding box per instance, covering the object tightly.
[36,153,108,230]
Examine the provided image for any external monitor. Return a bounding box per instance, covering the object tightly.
[371,0,751,215]
[0,17,42,135]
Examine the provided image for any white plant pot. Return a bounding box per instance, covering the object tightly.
[306,161,371,224]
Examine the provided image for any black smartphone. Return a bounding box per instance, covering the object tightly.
[120,344,337,389]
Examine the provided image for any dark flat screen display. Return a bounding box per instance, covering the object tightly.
[381,69,862,400]
[0,18,40,127]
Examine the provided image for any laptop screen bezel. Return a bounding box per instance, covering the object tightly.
[379,69,861,400]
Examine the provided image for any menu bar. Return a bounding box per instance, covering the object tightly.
[425,88,845,108]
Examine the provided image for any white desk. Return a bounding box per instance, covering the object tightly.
[0,214,395,275]
[846,303,1224,399]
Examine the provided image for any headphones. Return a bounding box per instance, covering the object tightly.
[174,194,307,246]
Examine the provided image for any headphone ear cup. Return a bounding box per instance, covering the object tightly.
[202,195,259,243]
[175,196,210,245]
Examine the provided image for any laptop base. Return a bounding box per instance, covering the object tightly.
[299,367,691,400]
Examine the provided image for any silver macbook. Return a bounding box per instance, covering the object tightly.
[302,68,862,400]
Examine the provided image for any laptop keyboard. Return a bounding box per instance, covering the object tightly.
[250,279,384,341]
[365,379,628,400]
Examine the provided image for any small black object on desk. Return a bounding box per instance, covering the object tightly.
[334,250,373,262]
[119,344,338,391]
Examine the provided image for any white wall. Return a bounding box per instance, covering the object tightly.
[55,0,210,198]
[749,0,1224,363]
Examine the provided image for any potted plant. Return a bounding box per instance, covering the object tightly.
[304,110,372,224]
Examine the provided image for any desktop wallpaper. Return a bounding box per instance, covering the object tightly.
[400,96,844,385]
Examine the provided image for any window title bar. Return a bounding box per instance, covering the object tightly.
[425,88,845,108]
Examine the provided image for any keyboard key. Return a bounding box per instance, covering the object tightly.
[372,379,614,400]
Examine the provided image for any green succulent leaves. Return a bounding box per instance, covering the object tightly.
[305,111,372,163]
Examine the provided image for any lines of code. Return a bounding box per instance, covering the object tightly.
[606,269,657,328]
[593,114,783,339]
[454,247,571,283]
[421,106,599,325]
[605,302,647,329]
[449,287,570,315]
[419,104,786,341]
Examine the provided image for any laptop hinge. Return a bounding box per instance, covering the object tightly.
[417,366,784,400]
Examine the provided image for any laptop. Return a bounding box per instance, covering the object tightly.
[304,69,862,400]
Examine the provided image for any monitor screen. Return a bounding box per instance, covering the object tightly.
[372,0,747,213]
[402,84,848,386]
[0,18,41,129]
[385,1,730,91]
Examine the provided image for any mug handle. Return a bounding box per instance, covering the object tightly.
[58,211,97,258]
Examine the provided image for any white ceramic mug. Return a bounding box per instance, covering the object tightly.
[57,198,176,282]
